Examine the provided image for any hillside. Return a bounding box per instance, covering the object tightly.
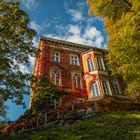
[2,112,140,140]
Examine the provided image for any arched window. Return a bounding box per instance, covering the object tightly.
[52,70,60,86]
[73,73,81,88]
[87,58,94,71]
[91,81,99,97]
[102,80,110,95]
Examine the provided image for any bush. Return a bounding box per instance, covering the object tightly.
[32,78,62,113]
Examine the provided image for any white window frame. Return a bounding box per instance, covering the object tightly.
[70,54,79,65]
[101,58,105,70]
[102,80,110,96]
[72,73,81,88]
[53,51,60,62]
[87,58,95,71]
[97,57,105,70]
[50,69,61,86]
[91,81,100,97]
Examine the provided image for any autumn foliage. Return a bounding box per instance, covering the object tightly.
[86,0,140,95]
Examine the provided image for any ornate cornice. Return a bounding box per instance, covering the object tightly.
[39,36,107,53]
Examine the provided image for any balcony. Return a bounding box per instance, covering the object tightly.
[88,70,108,76]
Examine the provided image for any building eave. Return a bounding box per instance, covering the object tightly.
[39,36,108,52]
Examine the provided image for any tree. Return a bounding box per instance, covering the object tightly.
[86,0,140,95]
[0,100,7,121]
[32,78,63,113]
[0,0,36,118]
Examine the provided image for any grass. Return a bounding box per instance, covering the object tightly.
[2,112,140,140]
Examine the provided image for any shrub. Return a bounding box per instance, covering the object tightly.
[32,78,62,113]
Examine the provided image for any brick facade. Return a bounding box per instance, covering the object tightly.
[30,37,124,108]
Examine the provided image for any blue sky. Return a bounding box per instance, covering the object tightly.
[6,0,107,121]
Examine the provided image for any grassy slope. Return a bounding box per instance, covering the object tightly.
[3,112,140,140]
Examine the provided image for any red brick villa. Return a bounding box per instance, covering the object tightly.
[30,36,124,108]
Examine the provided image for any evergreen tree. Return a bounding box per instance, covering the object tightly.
[0,0,36,118]
[86,0,140,95]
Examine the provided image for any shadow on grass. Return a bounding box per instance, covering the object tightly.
[2,112,140,140]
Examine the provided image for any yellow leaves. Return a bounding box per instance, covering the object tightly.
[13,8,18,15]
[130,0,140,12]
[0,2,3,10]
[86,0,111,16]
[87,0,140,94]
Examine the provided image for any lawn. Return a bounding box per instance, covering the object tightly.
[2,112,140,140]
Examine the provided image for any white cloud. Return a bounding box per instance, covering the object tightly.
[83,27,104,47]
[64,1,103,25]
[32,37,38,48]
[86,18,97,24]
[84,27,101,39]
[29,55,35,67]
[66,35,83,44]
[30,21,41,33]
[68,25,81,35]
[12,59,30,74]
[55,24,66,33]
[46,34,62,41]
[27,37,37,70]
[42,1,105,48]
[46,24,105,48]
[21,0,40,10]
[19,64,30,74]
[14,57,35,74]
[18,55,35,74]
[67,9,83,22]
[95,36,104,48]
[64,1,83,22]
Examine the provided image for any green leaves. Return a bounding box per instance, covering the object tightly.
[32,78,62,113]
[87,0,140,95]
[0,99,7,121]
[87,0,131,19]
[0,0,36,118]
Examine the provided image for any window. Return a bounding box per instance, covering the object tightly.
[91,81,100,97]
[53,52,60,62]
[87,58,95,71]
[111,79,120,95]
[70,55,79,65]
[73,73,81,88]
[97,57,103,70]
[102,80,110,95]
[52,70,60,86]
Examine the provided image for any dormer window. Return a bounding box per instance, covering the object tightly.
[70,55,79,65]
[87,58,95,71]
[53,52,60,62]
